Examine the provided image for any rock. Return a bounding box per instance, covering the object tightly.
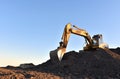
[19,63,35,69]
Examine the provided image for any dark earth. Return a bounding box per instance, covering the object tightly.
[0,47,120,79]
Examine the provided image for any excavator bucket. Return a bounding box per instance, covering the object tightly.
[50,47,66,64]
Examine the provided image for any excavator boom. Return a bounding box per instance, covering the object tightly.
[61,24,93,48]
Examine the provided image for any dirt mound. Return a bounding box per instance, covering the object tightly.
[35,48,120,79]
[0,48,120,79]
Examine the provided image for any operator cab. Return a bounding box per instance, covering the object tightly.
[92,34,103,46]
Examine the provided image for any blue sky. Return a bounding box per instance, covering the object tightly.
[0,0,120,66]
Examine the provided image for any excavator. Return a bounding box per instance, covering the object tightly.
[50,23,108,63]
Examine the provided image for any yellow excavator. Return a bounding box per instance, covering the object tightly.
[50,23,108,62]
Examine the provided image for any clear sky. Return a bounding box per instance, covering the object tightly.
[0,0,120,67]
